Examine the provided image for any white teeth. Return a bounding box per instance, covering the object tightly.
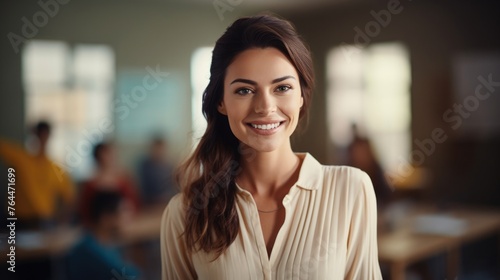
[250,122,281,130]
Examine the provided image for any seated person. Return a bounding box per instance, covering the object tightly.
[347,125,392,208]
[80,141,140,226]
[138,137,177,205]
[0,121,75,229]
[66,190,141,280]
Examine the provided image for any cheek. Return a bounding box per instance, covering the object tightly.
[223,100,248,135]
[283,96,303,119]
[223,94,252,119]
[225,102,246,122]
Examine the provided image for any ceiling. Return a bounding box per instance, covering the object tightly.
[129,0,356,11]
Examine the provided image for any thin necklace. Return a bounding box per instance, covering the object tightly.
[258,206,280,213]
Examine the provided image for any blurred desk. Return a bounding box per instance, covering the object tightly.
[378,206,500,280]
[121,205,165,244]
[0,206,165,262]
[12,227,81,261]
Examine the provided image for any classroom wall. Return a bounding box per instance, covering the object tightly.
[0,0,247,171]
[284,0,500,205]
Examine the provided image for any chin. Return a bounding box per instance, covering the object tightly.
[250,146,279,153]
[243,138,284,154]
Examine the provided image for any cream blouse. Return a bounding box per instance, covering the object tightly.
[161,153,382,279]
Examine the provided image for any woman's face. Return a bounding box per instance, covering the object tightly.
[219,47,303,153]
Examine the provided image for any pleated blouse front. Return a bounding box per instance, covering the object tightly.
[161,153,382,279]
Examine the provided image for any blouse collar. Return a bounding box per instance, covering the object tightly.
[235,152,322,193]
[294,153,322,191]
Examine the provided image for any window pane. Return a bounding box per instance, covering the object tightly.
[327,42,411,172]
[74,44,115,86]
[191,47,213,143]
[22,40,69,87]
[23,40,115,180]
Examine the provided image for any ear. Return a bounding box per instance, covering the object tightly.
[300,96,304,108]
[218,101,227,115]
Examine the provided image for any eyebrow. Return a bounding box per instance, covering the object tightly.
[230,75,296,85]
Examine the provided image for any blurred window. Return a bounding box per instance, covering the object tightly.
[327,42,411,172]
[23,40,115,179]
[190,47,213,145]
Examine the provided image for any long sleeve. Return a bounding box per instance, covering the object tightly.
[161,194,196,280]
[345,171,382,279]
[51,161,75,204]
[0,139,30,167]
[1,139,76,219]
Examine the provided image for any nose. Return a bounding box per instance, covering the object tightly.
[254,91,276,115]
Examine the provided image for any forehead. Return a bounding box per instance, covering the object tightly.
[225,47,299,83]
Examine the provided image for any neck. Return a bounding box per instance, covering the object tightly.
[98,164,115,174]
[238,141,301,197]
[35,144,47,157]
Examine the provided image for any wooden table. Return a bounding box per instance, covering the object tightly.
[8,227,82,261]
[378,206,500,280]
[121,205,165,244]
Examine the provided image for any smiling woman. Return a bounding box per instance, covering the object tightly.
[219,48,303,152]
[160,14,382,280]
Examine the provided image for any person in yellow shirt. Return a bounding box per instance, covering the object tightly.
[0,121,75,229]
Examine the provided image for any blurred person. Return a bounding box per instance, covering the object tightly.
[66,190,141,280]
[161,15,382,279]
[0,121,75,229]
[79,142,140,226]
[138,136,178,205]
[347,124,393,208]
[135,136,177,279]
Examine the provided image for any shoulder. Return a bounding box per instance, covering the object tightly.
[165,193,186,214]
[0,139,26,155]
[321,165,371,191]
[298,153,369,192]
[319,165,375,206]
[161,193,187,232]
[298,153,371,197]
[68,234,112,265]
[67,234,139,279]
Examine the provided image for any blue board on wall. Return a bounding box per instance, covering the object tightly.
[115,69,187,144]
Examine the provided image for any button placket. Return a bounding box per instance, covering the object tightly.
[268,185,296,269]
[240,187,272,279]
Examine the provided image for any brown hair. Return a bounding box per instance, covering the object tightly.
[177,14,314,259]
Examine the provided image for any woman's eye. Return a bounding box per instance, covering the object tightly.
[276,85,291,92]
[235,88,253,95]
